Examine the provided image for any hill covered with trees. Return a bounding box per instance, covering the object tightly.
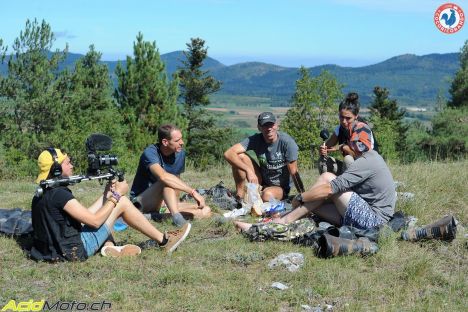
[0,51,459,108]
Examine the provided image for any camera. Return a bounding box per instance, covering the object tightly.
[86,133,119,176]
[36,134,124,196]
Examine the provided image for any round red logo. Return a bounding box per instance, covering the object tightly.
[434,3,465,34]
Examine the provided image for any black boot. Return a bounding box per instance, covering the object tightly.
[317,233,379,258]
[401,215,457,242]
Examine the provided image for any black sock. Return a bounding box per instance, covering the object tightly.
[158,235,168,246]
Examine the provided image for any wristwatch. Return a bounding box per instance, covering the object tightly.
[294,193,304,205]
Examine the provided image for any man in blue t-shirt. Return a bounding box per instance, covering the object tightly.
[224,112,305,203]
[131,124,211,227]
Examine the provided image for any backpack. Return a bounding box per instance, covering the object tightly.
[0,208,33,236]
[208,181,239,210]
[179,181,239,210]
[244,218,317,242]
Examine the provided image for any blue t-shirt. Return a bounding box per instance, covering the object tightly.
[130,144,185,197]
[240,131,298,190]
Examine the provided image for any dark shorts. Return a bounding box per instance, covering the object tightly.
[343,193,384,230]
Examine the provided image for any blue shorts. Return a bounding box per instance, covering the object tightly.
[343,193,384,230]
[80,224,112,257]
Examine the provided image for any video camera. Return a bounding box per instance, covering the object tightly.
[36,134,124,196]
[86,133,120,176]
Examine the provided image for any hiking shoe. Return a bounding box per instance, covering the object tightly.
[163,223,191,254]
[317,234,378,258]
[101,244,142,257]
[401,215,457,242]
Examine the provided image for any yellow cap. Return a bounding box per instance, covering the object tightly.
[36,148,67,183]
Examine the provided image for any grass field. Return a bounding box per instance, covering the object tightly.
[0,160,467,311]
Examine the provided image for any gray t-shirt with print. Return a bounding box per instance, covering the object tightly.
[240,131,298,190]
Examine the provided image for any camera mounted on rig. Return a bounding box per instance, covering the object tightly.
[86,133,120,177]
[36,134,124,196]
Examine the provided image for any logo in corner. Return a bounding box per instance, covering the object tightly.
[434,3,465,34]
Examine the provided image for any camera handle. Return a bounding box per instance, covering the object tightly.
[35,170,124,197]
[319,129,330,175]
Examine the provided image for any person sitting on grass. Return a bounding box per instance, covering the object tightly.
[31,148,191,262]
[130,124,211,227]
[319,92,378,174]
[224,112,305,204]
[235,123,395,232]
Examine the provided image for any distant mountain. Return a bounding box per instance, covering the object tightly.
[207,53,459,107]
[0,51,460,107]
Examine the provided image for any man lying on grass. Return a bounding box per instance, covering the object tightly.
[235,124,396,232]
[31,148,191,262]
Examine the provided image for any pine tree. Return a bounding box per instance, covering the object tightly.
[370,87,406,121]
[369,86,407,161]
[178,38,221,141]
[0,19,68,176]
[420,40,468,160]
[54,45,126,172]
[178,37,233,168]
[281,67,342,167]
[448,40,468,108]
[114,33,184,152]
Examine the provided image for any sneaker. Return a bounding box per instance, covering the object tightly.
[163,223,191,254]
[101,244,142,257]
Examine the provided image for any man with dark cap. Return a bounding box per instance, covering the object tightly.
[234,123,396,232]
[279,122,395,228]
[224,112,305,203]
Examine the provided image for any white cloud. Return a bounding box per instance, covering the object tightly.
[54,30,77,39]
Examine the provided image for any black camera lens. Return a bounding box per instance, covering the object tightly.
[98,155,118,166]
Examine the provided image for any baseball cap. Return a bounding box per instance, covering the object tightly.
[257,112,276,126]
[350,122,372,153]
[36,148,67,183]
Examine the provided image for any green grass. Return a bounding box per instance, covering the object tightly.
[1,161,467,311]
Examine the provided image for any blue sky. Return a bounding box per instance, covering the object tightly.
[1,0,467,67]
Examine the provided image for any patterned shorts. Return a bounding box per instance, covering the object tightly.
[343,193,384,230]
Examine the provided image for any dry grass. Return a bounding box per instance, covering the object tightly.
[0,160,467,311]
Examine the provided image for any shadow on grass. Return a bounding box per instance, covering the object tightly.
[1,233,34,253]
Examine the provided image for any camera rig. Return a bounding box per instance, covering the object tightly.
[36,134,124,196]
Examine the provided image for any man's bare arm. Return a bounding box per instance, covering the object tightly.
[149,163,205,207]
[224,143,258,183]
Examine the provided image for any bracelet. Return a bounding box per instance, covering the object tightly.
[190,189,196,196]
[111,190,121,202]
[107,196,118,206]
